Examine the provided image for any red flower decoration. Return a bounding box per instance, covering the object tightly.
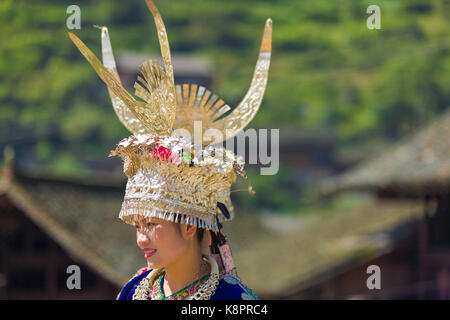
[150,145,178,164]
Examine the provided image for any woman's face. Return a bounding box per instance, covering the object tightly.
[133,215,190,269]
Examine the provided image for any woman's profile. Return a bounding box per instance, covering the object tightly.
[68,0,272,300]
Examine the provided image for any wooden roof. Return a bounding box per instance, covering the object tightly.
[225,197,423,297]
[0,152,424,297]
[321,110,450,197]
[0,163,140,287]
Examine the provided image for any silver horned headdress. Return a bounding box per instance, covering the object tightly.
[68,0,272,231]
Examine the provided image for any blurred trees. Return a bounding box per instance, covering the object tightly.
[0,0,448,210]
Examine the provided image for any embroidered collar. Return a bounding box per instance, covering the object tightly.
[147,269,227,300]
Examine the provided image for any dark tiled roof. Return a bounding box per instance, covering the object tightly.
[226,198,423,296]
[321,110,450,197]
[0,168,142,286]
[0,163,424,296]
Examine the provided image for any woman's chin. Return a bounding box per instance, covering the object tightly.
[146,260,162,269]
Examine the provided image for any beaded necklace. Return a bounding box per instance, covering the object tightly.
[132,255,219,300]
[149,270,210,300]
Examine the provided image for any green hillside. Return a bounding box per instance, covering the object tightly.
[0,0,448,212]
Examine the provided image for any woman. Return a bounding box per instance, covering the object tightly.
[68,0,272,300]
[116,215,258,300]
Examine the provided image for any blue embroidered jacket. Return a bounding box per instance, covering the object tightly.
[117,268,259,300]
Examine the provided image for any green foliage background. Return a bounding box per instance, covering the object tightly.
[0,0,449,212]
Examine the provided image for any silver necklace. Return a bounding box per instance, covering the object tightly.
[132,254,219,300]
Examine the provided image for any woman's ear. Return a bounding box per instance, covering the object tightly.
[181,223,197,239]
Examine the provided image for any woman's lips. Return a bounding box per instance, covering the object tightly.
[144,249,157,259]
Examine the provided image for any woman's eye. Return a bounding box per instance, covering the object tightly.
[134,225,140,229]
[147,223,155,227]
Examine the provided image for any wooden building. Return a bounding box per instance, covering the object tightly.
[2,144,406,300]
[2,110,447,299]
[0,149,142,299]
[225,196,424,299]
[313,109,450,299]
[223,110,448,300]
[219,128,343,196]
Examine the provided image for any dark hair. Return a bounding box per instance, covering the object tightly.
[196,227,205,242]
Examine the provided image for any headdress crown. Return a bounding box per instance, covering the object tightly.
[68,0,272,231]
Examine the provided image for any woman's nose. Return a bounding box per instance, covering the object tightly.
[136,231,150,247]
